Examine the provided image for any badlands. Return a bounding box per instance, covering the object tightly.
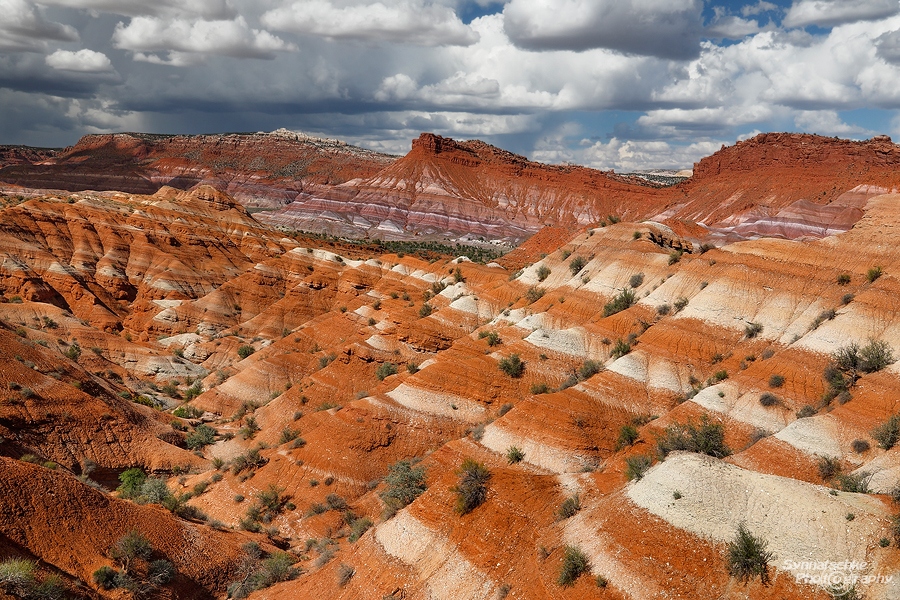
[0,130,899,599]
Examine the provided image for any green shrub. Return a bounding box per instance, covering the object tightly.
[557,546,590,586]
[557,495,581,520]
[64,343,81,360]
[817,455,841,482]
[872,414,900,450]
[376,362,398,381]
[148,559,175,586]
[117,468,147,499]
[759,393,778,407]
[92,565,121,590]
[610,339,631,359]
[525,286,545,303]
[110,531,152,573]
[625,454,652,480]
[603,288,636,317]
[836,273,851,285]
[418,303,433,318]
[867,266,883,283]
[173,404,202,419]
[851,439,870,453]
[537,265,551,282]
[279,427,299,445]
[569,255,587,275]
[837,472,872,493]
[744,322,763,338]
[579,360,603,380]
[337,563,355,587]
[406,362,419,374]
[530,382,551,394]
[668,250,683,265]
[478,330,501,346]
[349,517,373,542]
[380,459,427,513]
[768,374,784,388]
[319,353,336,368]
[726,523,773,584]
[186,424,216,449]
[629,272,644,288]
[237,345,254,359]
[616,424,639,449]
[498,354,524,378]
[506,446,525,464]
[452,458,491,515]
[0,558,35,593]
[656,416,731,459]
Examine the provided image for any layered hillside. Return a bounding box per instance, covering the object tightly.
[7,130,900,245]
[0,130,395,207]
[2,178,900,599]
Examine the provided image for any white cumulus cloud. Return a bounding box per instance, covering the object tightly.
[261,0,478,46]
[112,16,296,63]
[45,48,113,71]
[38,0,237,19]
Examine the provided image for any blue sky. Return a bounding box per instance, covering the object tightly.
[3,0,900,170]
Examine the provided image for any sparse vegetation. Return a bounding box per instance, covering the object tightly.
[376,362,397,381]
[836,273,851,285]
[744,322,763,338]
[506,446,525,464]
[498,354,524,378]
[569,255,587,275]
[610,338,631,359]
[537,264,551,281]
[603,288,636,317]
[579,359,603,380]
[186,424,217,449]
[759,393,778,407]
[380,459,427,516]
[557,546,590,586]
[557,494,581,519]
[872,414,900,450]
[525,286,546,303]
[866,266,883,283]
[656,416,731,459]
[452,458,491,515]
[418,302,433,317]
[625,454,653,480]
[616,424,639,449]
[237,345,255,359]
[726,523,773,584]
[479,330,501,346]
[629,272,644,288]
[768,374,784,388]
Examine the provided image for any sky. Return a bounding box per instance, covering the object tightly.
[3,0,900,170]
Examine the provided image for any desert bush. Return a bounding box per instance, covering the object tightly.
[629,273,644,288]
[337,563,355,587]
[376,362,397,381]
[726,523,773,584]
[557,546,590,586]
[610,339,631,359]
[237,345,254,359]
[537,265,551,282]
[603,288,635,317]
[506,446,525,464]
[656,416,731,459]
[148,560,175,586]
[64,343,81,360]
[240,416,260,440]
[872,414,900,450]
[837,472,872,493]
[110,531,152,573]
[616,424,639,449]
[92,565,117,590]
[625,454,653,480]
[817,455,841,482]
[117,468,147,499]
[452,458,491,515]
[406,362,419,374]
[478,330,501,346]
[498,354,524,378]
[525,286,545,303]
[418,303,433,318]
[173,404,202,419]
[668,250,683,265]
[579,360,603,380]
[380,459,427,514]
[836,273,851,285]
[557,495,581,520]
[348,517,373,542]
[139,478,173,504]
[744,322,763,338]
[867,266,883,283]
[530,382,550,394]
[759,393,779,407]
[569,255,587,275]
[673,296,689,312]
[656,303,671,316]
[768,374,784,388]
[851,439,870,453]
[186,424,216,449]
[796,405,816,418]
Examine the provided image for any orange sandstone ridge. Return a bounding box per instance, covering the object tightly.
[1,136,900,599]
